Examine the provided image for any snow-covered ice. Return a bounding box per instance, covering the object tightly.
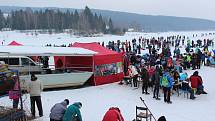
[0,66,215,121]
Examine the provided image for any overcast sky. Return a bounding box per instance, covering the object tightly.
[0,0,214,21]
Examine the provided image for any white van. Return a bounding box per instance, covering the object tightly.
[0,56,43,75]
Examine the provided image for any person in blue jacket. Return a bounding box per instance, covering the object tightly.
[161,69,174,104]
[63,102,82,121]
[208,56,215,65]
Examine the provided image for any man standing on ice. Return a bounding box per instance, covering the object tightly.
[28,74,43,118]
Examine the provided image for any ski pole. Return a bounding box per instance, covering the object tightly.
[140,97,157,121]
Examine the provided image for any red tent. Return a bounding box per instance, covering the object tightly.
[72,42,124,85]
[8,41,23,46]
[55,42,124,86]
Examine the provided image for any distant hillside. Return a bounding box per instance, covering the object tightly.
[93,10,215,32]
[1,6,215,32]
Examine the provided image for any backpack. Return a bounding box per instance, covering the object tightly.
[9,90,20,99]
[161,75,168,87]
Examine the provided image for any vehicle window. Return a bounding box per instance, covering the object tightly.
[21,58,35,66]
[9,58,19,65]
[0,58,7,64]
[21,58,30,66]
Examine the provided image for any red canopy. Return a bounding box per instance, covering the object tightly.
[72,42,122,65]
[8,41,23,46]
[69,42,124,85]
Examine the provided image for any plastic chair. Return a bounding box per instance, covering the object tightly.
[181,88,189,98]
[181,82,190,98]
[136,106,152,121]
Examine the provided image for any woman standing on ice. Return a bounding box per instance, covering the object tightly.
[129,64,139,87]
[9,75,21,109]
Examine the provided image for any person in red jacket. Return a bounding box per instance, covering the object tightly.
[189,71,207,94]
[102,107,124,121]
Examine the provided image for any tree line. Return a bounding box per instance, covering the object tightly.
[0,6,124,34]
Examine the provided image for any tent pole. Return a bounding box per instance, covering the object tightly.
[92,55,96,86]
[64,56,66,72]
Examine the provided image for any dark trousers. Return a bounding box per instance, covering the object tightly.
[196,62,201,69]
[133,75,138,87]
[50,119,62,121]
[163,87,171,102]
[192,62,196,70]
[202,59,205,65]
[153,85,159,98]
[13,98,19,108]
[142,82,148,93]
[126,48,128,53]
[186,62,190,69]
[30,96,43,117]
[197,64,200,69]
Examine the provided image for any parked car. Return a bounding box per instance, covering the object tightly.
[0,56,43,75]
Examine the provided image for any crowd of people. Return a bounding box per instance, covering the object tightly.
[118,34,212,104]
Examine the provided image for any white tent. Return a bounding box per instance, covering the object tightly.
[0,46,97,56]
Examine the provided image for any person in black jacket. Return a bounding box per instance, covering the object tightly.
[196,50,202,69]
[191,53,197,70]
[141,66,150,94]
[152,66,161,100]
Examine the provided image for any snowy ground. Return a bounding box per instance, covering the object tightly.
[0,66,215,121]
[0,30,215,121]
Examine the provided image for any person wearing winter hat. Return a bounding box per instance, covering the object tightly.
[50,99,69,121]
[63,102,82,121]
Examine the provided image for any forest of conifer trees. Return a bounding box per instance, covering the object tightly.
[0,6,124,35]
